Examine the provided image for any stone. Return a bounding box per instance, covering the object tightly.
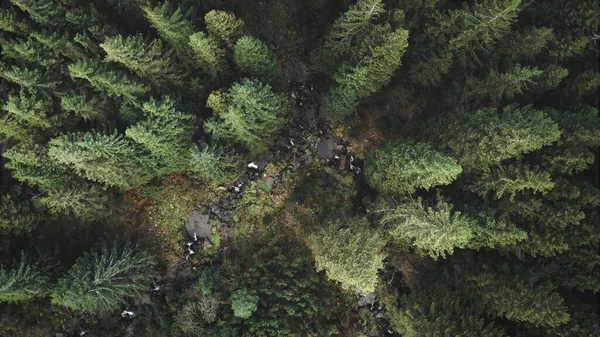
[357,292,377,307]
[317,139,335,159]
[185,211,212,239]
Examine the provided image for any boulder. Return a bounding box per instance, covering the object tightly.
[185,211,212,239]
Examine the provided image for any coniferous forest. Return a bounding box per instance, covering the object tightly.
[0,0,599,336]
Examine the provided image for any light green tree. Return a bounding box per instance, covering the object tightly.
[465,164,555,200]
[376,196,474,259]
[189,31,227,78]
[141,2,195,60]
[230,288,259,319]
[0,252,60,303]
[189,144,244,185]
[309,217,386,292]
[204,78,286,155]
[52,239,155,312]
[204,10,244,46]
[365,140,462,195]
[234,36,284,89]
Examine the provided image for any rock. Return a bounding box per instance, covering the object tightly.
[338,155,348,171]
[335,144,345,153]
[203,240,214,251]
[184,212,211,240]
[357,292,377,307]
[317,139,335,159]
[375,311,387,319]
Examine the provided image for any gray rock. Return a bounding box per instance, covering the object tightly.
[185,211,211,239]
[357,292,377,307]
[375,311,387,319]
[317,139,335,159]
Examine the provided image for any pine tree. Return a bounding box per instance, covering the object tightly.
[309,217,386,292]
[59,88,111,121]
[3,89,58,130]
[427,105,561,171]
[100,34,182,87]
[376,196,474,259]
[0,187,41,233]
[52,239,155,312]
[204,78,286,155]
[0,251,59,303]
[48,131,154,189]
[465,164,555,200]
[9,0,64,26]
[204,10,244,47]
[0,7,29,35]
[125,96,196,174]
[230,289,258,319]
[0,63,60,94]
[68,58,149,104]
[38,182,110,220]
[365,140,462,195]
[311,0,384,73]
[188,31,227,78]
[234,36,284,89]
[1,38,61,67]
[320,27,409,120]
[189,144,244,185]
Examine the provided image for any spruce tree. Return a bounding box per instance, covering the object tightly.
[376,196,474,259]
[465,164,555,200]
[189,144,244,185]
[234,36,284,89]
[365,140,462,195]
[204,10,244,47]
[142,2,195,59]
[309,217,386,292]
[0,252,60,303]
[125,96,196,174]
[48,131,154,189]
[52,239,155,312]
[100,34,182,87]
[427,105,561,171]
[38,182,110,220]
[9,0,64,26]
[204,78,286,155]
[188,31,227,78]
[59,88,111,121]
[0,187,41,233]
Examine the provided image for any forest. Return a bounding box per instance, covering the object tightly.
[0,0,599,336]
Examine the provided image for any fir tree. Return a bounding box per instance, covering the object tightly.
[0,251,60,303]
[48,131,154,189]
[38,182,110,220]
[125,96,196,174]
[230,289,258,319]
[100,34,181,87]
[142,2,195,62]
[309,217,386,292]
[465,164,555,200]
[188,31,227,78]
[0,63,60,94]
[0,187,41,233]
[376,196,474,259]
[189,144,244,185]
[68,58,149,104]
[3,89,58,130]
[427,105,561,171]
[204,10,244,47]
[9,0,64,26]
[365,140,462,195]
[234,36,284,89]
[52,239,155,312]
[59,88,111,121]
[204,78,286,155]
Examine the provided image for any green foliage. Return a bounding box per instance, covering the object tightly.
[204,10,244,46]
[365,140,462,195]
[48,131,154,189]
[309,217,386,292]
[198,267,220,295]
[427,105,561,170]
[9,0,64,26]
[189,143,244,185]
[38,182,110,220]
[204,78,286,155]
[100,34,181,86]
[59,88,110,121]
[465,164,555,200]
[230,288,258,319]
[234,36,284,89]
[125,96,196,174]
[376,196,474,259]
[189,31,227,78]
[0,64,60,93]
[52,239,155,312]
[0,188,41,233]
[142,2,195,59]
[68,58,149,104]
[0,251,60,303]
[320,27,409,121]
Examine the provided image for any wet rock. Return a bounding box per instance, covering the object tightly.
[317,139,335,159]
[357,292,377,307]
[375,311,387,319]
[185,212,211,239]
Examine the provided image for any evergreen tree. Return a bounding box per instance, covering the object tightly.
[204,10,244,47]
[9,0,64,26]
[0,252,59,303]
[234,36,284,89]
[188,31,227,78]
[142,2,195,59]
[204,78,286,155]
[311,0,384,73]
[365,140,462,195]
[376,196,474,259]
[52,239,155,312]
[48,131,154,189]
[309,217,386,292]
[320,27,409,121]
[427,105,561,171]
[59,88,111,121]
[189,144,244,185]
[465,164,555,200]
[230,289,258,319]
[125,96,196,174]
[38,182,110,220]
[0,63,60,94]
[3,89,58,130]
[0,7,29,35]
[100,34,182,87]
[68,58,149,104]
[0,187,41,233]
